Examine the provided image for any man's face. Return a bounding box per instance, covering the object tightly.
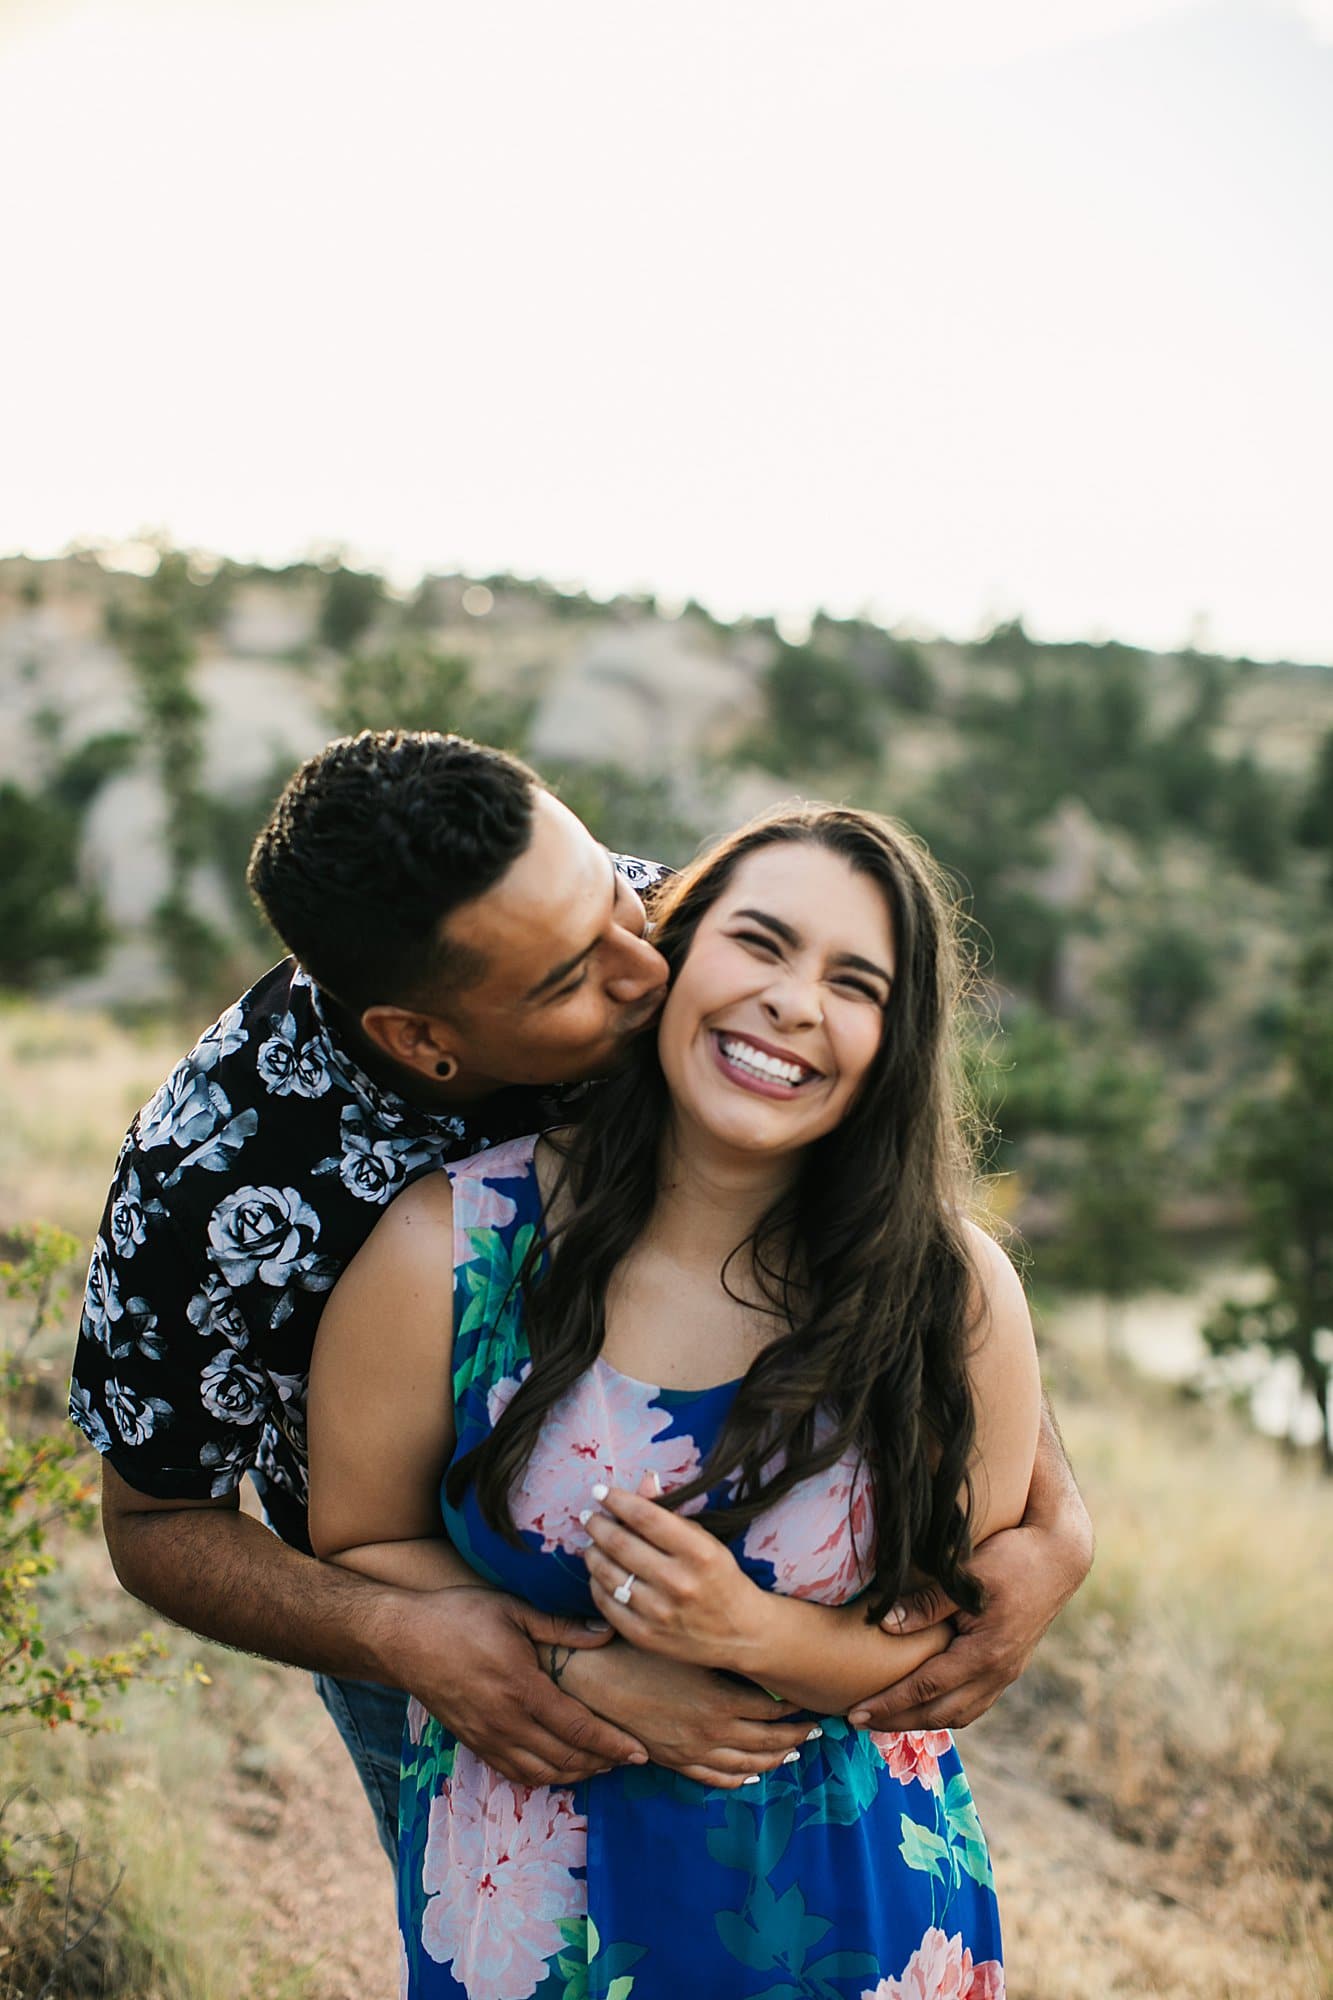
[434,790,669,1090]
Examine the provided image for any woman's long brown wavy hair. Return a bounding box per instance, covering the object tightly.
[447,803,988,1622]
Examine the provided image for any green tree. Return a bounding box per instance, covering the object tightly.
[1123,921,1217,1037]
[48,731,138,815]
[318,564,385,652]
[331,641,534,751]
[968,1012,1084,1175]
[120,553,226,998]
[1218,755,1287,883]
[542,761,700,868]
[750,643,880,774]
[1294,725,1333,895]
[0,784,109,990]
[886,638,937,714]
[1040,1053,1180,1357]
[1204,941,1333,1472]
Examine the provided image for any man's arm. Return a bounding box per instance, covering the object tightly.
[290,1480,819,1790]
[100,1465,643,1787]
[845,1396,1094,1731]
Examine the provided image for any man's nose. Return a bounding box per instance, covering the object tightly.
[604,929,669,1003]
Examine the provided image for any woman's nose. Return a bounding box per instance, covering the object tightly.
[761,976,824,1031]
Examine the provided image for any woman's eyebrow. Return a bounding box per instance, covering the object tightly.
[732,907,894,988]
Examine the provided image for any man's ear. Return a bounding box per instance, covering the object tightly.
[359,1005,460,1083]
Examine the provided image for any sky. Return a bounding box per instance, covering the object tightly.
[2,0,1330,661]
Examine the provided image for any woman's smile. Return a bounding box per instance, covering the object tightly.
[708,1028,826,1099]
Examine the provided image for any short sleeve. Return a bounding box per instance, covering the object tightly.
[68,1141,269,1500]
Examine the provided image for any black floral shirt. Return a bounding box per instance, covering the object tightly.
[68,852,666,1554]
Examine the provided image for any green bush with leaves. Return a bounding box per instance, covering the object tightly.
[2,1224,210,1991]
[0,784,110,992]
[318,563,386,652]
[330,640,535,752]
[1204,940,1333,1472]
[1,1224,176,1737]
[747,642,881,775]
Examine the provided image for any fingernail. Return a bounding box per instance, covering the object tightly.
[805,1726,823,1740]
[782,1750,801,1764]
[630,1751,649,1764]
[584,1619,611,1633]
[591,1483,610,1502]
[848,1709,870,1727]
[742,1774,760,1785]
[882,1603,906,1630]
[650,1471,663,1495]
[578,1509,593,1526]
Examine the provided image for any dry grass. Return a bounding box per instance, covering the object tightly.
[0,1002,186,1239]
[2,998,1330,1996]
[974,1315,1333,1998]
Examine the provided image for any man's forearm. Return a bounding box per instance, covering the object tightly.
[1031,1393,1094,1573]
[107,1502,411,1686]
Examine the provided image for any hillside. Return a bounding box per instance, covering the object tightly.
[3,547,1331,1026]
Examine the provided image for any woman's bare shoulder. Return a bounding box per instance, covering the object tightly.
[958,1218,1031,1345]
[338,1168,455,1295]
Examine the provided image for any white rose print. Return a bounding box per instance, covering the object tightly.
[139,1063,233,1152]
[200,1349,268,1425]
[186,1270,251,1348]
[109,1169,148,1259]
[207,1186,322,1287]
[105,1379,174,1445]
[69,1382,112,1454]
[256,1012,332,1099]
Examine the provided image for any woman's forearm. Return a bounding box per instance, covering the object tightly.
[734,1595,953,1713]
[325,1535,492,1594]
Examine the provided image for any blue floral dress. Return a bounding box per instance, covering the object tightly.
[398,1137,1005,2000]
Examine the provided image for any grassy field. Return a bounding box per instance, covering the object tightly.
[2,1000,1330,1999]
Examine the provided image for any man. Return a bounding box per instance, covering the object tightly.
[70,730,1092,1864]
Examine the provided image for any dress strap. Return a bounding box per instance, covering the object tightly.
[444,1134,547,1433]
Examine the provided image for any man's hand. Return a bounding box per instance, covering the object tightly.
[396,1587,649,1787]
[564,1643,816,1789]
[98,1475,647,1790]
[847,1403,1093,1732]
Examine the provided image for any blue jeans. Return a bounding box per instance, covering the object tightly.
[313,1673,408,1865]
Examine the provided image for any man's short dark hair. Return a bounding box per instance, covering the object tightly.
[247,731,540,1012]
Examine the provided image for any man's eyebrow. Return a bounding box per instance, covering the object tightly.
[732,907,894,988]
[522,850,620,1003]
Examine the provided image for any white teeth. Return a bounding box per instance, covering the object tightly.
[719,1037,812,1086]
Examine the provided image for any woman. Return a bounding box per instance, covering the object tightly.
[308,804,1039,2000]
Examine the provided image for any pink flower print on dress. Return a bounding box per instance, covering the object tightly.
[451,1138,536,1238]
[419,1742,587,2000]
[487,1358,703,1556]
[741,1419,875,1605]
[869,1729,955,1792]
[862,1926,1005,2000]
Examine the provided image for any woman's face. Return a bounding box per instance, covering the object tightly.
[656,841,896,1160]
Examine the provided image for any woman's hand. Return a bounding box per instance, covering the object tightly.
[582,1484,769,1673]
[561,1642,818,1788]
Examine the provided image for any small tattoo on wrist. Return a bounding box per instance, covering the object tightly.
[547,1644,572,1688]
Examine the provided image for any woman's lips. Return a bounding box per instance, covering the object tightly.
[708,1030,822,1100]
